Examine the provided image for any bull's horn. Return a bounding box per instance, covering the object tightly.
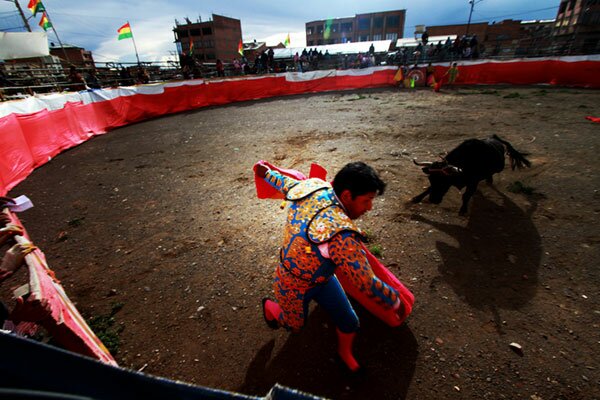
[413,159,433,167]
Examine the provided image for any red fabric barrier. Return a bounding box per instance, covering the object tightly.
[1,59,599,195]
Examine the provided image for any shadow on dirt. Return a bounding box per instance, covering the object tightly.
[413,189,542,331]
[239,305,418,399]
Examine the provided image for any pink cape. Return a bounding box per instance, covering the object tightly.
[253,161,414,326]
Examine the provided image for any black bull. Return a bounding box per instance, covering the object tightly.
[411,135,531,214]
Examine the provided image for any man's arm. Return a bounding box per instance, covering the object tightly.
[329,232,399,308]
[255,164,301,196]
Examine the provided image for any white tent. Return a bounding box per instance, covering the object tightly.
[396,35,457,48]
[273,40,392,59]
[0,32,49,60]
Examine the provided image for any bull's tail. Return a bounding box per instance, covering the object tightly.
[492,134,531,170]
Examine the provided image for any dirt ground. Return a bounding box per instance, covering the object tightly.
[7,86,600,399]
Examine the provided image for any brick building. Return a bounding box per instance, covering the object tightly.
[552,0,600,54]
[173,14,242,63]
[305,9,406,46]
[50,44,95,68]
[425,19,557,57]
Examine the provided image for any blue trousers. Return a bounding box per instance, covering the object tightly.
[305,276,359,333]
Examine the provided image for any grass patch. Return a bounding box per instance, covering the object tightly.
[347,94,367,101]
[87,302,124,355]
[369,244,384,258]
[503,92,523,99]
[481,89,499,95]
[507,181,535,195]
[67,217,85,227]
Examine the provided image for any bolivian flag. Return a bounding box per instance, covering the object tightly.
[28,0,45,16]
[117,22,133,40]
[284,33,290,47]
[238,39,244,56]
[38,12,51,31]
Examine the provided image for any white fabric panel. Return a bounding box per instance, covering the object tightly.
[0,32,49,60]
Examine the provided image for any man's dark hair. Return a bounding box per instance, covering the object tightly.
[333,162,386,198]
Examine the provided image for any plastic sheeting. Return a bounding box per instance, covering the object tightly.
[1,57,599,196]
[0,332,325,399]
[0,32,49,60]
[4,209,117,365]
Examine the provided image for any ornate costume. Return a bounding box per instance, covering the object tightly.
[264,171,399,332]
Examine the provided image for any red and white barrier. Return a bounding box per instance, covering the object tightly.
[1,56,599,196]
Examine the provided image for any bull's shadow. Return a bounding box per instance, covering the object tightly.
[413,188,541,329]
[239,305,418,400]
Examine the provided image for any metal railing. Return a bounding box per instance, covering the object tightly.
[1,44,598,101]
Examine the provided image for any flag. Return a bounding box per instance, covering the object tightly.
[117,22,133,40]
[38,12,51,31]
[284,33,290,47]
[238,39,244,56]
[189,41,194,55]
[28,0,45,16]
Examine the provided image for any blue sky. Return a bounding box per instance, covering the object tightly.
[0,0,559,63]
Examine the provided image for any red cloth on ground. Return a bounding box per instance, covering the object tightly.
[585,116,600,123]
[254,161,414,327]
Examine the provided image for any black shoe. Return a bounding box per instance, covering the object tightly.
[262,298,280,330]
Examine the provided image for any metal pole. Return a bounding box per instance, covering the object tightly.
[128,21,141,65]
[8,0,32,32]
[466,0,475,35]
[43,12,70,64]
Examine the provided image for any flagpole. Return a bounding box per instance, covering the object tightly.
[128,21,141,65]
[40,9,70,64]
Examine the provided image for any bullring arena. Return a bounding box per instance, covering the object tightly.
[1,59,599,399]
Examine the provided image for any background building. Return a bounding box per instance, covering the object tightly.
[173,14,242,63]
[50,43,95,68]
[552,0,600,54]
[305,10,405,46]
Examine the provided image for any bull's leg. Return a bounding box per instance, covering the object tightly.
[459,183,478,215]
[411,187,431,203]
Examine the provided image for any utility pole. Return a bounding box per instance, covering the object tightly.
[5,0,32,32]
[466,0,484,36]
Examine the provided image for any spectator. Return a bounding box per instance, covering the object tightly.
[67,65,86,92]
[136,67,150,84]
[369,43,375,55]
[421,30,429,46]
[216,59,225,77]
[85,69,101,89]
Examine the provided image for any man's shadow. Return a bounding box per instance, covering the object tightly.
[239,305,418,400]
[413,189,542,330]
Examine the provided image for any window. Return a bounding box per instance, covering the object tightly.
[359,35,369,41]
[386,15,400,27]
[308,40,314,46]
[317,24,324,34]
[358,18,370,30]
[178,30,188,38]
[385,32,398,41]
[373,17,383,29]
[190,29,200,36]
[331,24,339,33]
[307,27,313,35]
[202,27,212,35]
[373,34,382,41]
[341,22,353,32]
